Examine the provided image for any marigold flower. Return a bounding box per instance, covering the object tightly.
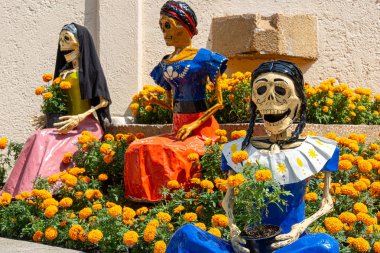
[255,170,272,181]
[92,203,102,211]
[340,154,354,162]
[100,143,113,155]
[33,230,43,242]
[42,73,53,82]
[204,138,212,146]
[304,192,318,202]
[231,150,249,164]
[75,191,83,199]
[324,217,343,233]
[44,227,57,240]
[370,143,380,151]
[352,237,370,252]
[79,207,93,219]
[143,225,157,242]
[35,86,45,95]
[174,205,185,214]
[88,229,103,244]
[69,224,84,241]
[59,197,73,208]
[79,175,91,183]
[108,205,122,217]
[341,185,359,197]
[366,224,380,234]
[184,212,197,222]
[129,103,139,111]
[353,181,368,192]
[212,214,229,227]
[339,212,357,223]
[215,129,227,136]
[67,167,85,176]
[190,178,201,185]
[227,174,246,187]
[338,160,353,171]
[374,242,380,253]
[154,240,167,253]
[357,212,377,226]
[187,152,200,162]
[59,81,72,90]
[62,152,73,164]
[208,227,222,237]
[371,182,380,193]
[322,106,329,113]
[123,231,139,247]
[230,130,247,140]
[195,222,207,230]
[136,206,148,216]
[214,178,228,192]
[43,198,59,208]
[200,179,214,190]
[167,180,180,189]
[47,174,59,184]
[98,173,108,181]
[358,160,372,173]
[61,174,77,187]
[43,92,53,100]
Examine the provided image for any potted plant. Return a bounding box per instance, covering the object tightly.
[35,73,70,128]
[231,163,291,253]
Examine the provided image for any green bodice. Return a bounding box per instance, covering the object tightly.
[64,71,91,115]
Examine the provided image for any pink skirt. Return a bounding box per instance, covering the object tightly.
[2,115,103,196]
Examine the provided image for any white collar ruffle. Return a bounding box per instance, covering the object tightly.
[222,136,337,185]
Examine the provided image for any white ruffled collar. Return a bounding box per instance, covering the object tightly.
[222,136,337,185]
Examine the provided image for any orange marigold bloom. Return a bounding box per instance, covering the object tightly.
[35,86,45,95]
[100,143,113,155]
[200,179,214,190]
[0,137,7,150]
[167,180,180,189]
[42,73,53,82]
[187,152,200,162]
[62,152,73,164]
[33,230,43,242]
[231,150,249,164]
[42,198,59,208]
[340,154,354,162]
[19,191,30,199]
[338,160,353,171]
[44,227,58,240]
[59,197,73,208]
[157,212,171,223]
[174,205,185,214]
[154,240,167,253]
[357,212,377,226]
[79,207,93,219]
[92,203,102,211]
[123,207,136,220]
[215,178,228,192]
[43,92,53,100]
[304,192,318,202]
[103,154,115,164]
[351,237,370,252]
[191,178,201,185]
[136,206,149,216]
[88,229,103,244]
[195,222,207,230]
[370,143,380,151]
[374,242,380,253]
[255,170,272,182]
[143,225,157,242]
[353,181,368,192]
[48,174,60,184]
[215,129,227,137]
[108,205,122,217]
[212,214,229,227]
[184,212,198,222]
[341,185,359,197]
[339,212,357,223]
[59,81,72,90]
[69,224,84,241]
[366,224,380,234]
[227,173,246,187]
[230,130,247,140]
[75,191,83,199]
[52,77,61,85]
[375,154,380,161]
[359,177,371,187]
[323,217,343,233]
[370,182,380,193]
[98,173,108,181]
[123,231,139,246]
[61,174,77,187]
[103,133,114,141]
[67,167,85,176]
[358,160,372,173]
[353,202,368,214]
[208,227,222,237]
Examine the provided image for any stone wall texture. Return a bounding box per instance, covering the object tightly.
[1,0,380,143]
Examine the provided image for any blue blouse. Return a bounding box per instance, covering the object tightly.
[150,48,227,102]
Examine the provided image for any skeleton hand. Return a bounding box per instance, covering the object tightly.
[271,223,304,249]
[31,114,46,129]
[59,70,75,80]
[231,236,249,253]
[176,122,197,140]
[54,114,83,134]
[142,93,160,106]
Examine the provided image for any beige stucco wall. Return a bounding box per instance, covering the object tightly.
[1,0,380,143]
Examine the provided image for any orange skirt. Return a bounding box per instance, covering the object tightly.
[124,112,219,202]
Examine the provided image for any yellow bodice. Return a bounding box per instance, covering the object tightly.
[64,71,91,115]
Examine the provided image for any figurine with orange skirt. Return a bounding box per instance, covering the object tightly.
[124,1,228,202]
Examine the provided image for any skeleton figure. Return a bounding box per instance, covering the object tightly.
[166,61,340,253]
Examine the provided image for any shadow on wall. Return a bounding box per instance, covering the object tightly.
[84,0,99,50]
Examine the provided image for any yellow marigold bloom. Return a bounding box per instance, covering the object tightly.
[79,207,93,219]
[340,154,354,162]
[143,226,157,242]
[67,167,85,176]
[231,150,249,164]
[35,86,45,95]
[374,242,380,253]
[339,212,357,223]
[103,133,114,141]
[100,143,113,155]
[145,105,153,112]
[204,138,212,146]
[44,227,58,240]
[123,231,139,247]
[255,170,272,181]
[200,179,214,190]
[43,92,53,100]
[136,206,149,216]
[69,224,84,241]
[358,105,366,111]
[88,229,103,244]
[359,177,371,187]
[323,217,343,233]
[304,192,318,202]
[227,174,246,187]
[353,181,368,192]
[123,207,136,220]
[59,197,73,208]
[313,101,319,107]
[47,174,59,184]
[92,203,102,211]
[375,154,380,161]
[208,227,222,237]
[33,230,43,242]
[215,129,227,137]
[98,173,108,181]
[167,180,180,189]
[349,143,359,153]
[215,178,228,192]
[75,191,83,199]
[62,152,73,164]
[324,132,337,140]
[338,160,353,171]
[322,106,329,113]
[353,155,364,165]
[129,102,139,111]
[59,81,72,90]
[370,143,380,151]
[79,175,91,184]
[341,185,358,197]
[0,137,8,150]
[148,219,160,228]
[187,152,200,162]
[184,212,198,222]
[212,214,229,227]
[108,205,122,217]
[352,237,370,252]
[371,182,380,193]
[326,99,333,106]
[154,240,167,253]
[357,212,376,226]
[195,222,207,230]
[174,205,185,214]
[157,212,171,223]
[230,130,247,140]
[191,178,201,185]
[61,174,78,187]
[43,198,59,208]
[366,224,380,234]
[44,205,58,219]
[358,160,372,173]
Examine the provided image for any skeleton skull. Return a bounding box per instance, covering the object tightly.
[252,72,301,135]
[159,15,190,47]
[59,29,80,63]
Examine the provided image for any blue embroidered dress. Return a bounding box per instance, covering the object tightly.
[167,136,340,253]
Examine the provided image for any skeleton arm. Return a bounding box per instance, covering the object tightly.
[222,170,249,253]
[272,172,334,249]
[144,90,173,111]
[54,97,109,134]
[176,73,224,140]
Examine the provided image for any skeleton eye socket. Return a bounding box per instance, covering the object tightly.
[64,35,70,41]
[257,86,267,95]
[275,86,286,96]
[165,21,171,29]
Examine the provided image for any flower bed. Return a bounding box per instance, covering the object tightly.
[0,130,379,252]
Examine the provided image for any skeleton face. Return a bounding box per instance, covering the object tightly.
[252,72,301,135]
[159,15,190,47]
[59,30,80,63]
